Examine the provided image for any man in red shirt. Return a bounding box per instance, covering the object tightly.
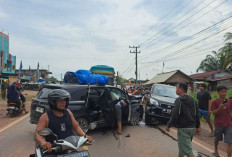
[211,85,232,157]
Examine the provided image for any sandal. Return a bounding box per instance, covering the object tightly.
[117,130,122,135]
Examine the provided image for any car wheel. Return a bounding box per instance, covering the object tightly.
[129,111,140,126]
[76,118,89,132]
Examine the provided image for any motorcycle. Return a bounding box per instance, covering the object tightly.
[31,123,97,157]
[6,101,23,118]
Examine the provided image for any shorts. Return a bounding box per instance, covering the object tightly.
[178,128,195,156]
[198,110,210,120]
[115,105,122,123]
[214,126,232,143]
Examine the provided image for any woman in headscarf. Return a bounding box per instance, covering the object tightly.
[7,83,28,114]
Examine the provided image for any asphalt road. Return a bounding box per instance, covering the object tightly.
[0,116,227,157]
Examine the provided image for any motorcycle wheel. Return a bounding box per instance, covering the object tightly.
[76,118,89,132]
[129,111,140,126]
[10,112,14,118]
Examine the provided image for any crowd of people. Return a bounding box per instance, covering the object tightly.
[166,83,232,157]
[121,83,232,157]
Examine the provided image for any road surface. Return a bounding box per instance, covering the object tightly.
[0,116,227,157]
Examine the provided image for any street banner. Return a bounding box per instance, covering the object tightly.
[18,60,23,81]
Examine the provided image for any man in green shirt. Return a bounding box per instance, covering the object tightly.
[1,80,7,100]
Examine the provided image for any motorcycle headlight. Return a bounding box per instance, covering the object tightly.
[149,98,159,106]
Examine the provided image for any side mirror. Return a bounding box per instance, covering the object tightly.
[88,123,97,130]
[38,128,58,141]
[85,123,97,135]
[38,128,53,136]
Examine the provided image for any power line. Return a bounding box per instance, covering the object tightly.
[139,24,232,69]
[138,15,232,60]
[141,0,228,51]
[137,0,189,46]
[140,0,208,48]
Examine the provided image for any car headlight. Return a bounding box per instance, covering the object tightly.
[149,98,159,106]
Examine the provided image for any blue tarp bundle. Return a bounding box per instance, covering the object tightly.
[64,70,108,85]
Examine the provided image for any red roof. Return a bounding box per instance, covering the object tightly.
[190,70,221,80]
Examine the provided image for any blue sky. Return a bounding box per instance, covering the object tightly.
[0,0,232,80]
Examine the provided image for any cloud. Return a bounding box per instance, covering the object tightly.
[1,0,232,80]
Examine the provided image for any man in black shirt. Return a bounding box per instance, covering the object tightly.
[197,83,214,136]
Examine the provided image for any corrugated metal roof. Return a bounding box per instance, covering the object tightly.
[145,70,178,84]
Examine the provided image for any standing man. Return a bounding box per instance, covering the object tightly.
[115,99,128,134]
[197,83,214,136]
[166,83,200,157]
[211,86,232,157]
[1,80,7,100]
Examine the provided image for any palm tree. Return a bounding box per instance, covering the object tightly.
[222,33,232,70]
[197,51,225,72]
[197,32,232,72]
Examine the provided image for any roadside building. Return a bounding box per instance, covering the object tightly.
[15,69,52,82]
[190,70,232,91]
[0,32,16,82]
[145,70,192,86]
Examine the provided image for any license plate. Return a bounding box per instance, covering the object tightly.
[8,106,15,109]
[167,109,172,113]
[35,107,44,113]
[82,145,88,150]
[162,109,172,113]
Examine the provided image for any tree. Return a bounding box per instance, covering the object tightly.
[117,75,127,86]
[221,33,232,70]
[48,76,59,83]
[197,51,225,72]
[197,32,232,72]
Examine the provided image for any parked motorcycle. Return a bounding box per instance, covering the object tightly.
[31,123,96,157]
[6,101,23,118]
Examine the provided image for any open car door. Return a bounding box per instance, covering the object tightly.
[108,88,130,124]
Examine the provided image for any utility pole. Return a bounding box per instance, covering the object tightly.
[116,71,119,87]
[129,45,140,84]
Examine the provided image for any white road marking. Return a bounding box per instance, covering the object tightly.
[0,114,29,133]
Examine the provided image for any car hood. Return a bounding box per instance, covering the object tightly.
[151,94,176,104]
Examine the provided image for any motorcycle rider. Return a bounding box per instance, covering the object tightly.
[34,89,93,152]
[7,83,28,114]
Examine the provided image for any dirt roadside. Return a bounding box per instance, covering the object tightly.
[0,90,38,130]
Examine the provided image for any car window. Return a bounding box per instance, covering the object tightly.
[36,88,53,99]
[69,87,87,101]
[36,87,87,101]
[89,88,105,96]
[152,85,178,99]
[110,88,126,101]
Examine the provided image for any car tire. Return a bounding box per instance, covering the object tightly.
[76,118,89,132]
[129,111,140,126]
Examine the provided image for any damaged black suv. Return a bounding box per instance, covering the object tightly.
[30,84,143,130]
[145,84,178,124]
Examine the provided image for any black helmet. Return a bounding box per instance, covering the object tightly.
[48,89,71,111]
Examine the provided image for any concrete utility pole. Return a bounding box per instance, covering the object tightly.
[129,45,140,84]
